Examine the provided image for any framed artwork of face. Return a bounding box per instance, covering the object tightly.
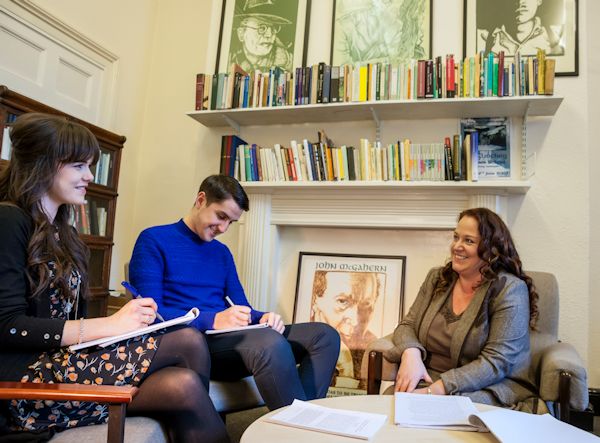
[330,0,432,66]
[215,0,311,74]
[294,252,405,394]
[463,0,579,76]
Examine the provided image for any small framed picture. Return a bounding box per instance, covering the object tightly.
[461,117,511,179]
[214,0,311,74]
[463,0,579,76]
[294,252,406,395]
[330,0,432,66]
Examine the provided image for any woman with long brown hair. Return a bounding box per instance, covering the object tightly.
[386,207,543,412]
[0,113,229,442]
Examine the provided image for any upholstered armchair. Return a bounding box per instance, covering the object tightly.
[363,271,588,422]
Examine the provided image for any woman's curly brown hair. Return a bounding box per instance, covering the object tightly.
[0,113,99,300]
[437,208,539,329]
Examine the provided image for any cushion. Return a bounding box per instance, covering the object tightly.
[50,417,166,443]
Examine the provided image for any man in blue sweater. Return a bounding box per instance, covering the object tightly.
[129,174,340,410]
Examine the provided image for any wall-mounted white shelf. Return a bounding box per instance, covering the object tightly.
[239,180,530,195]
[187,96,563,129]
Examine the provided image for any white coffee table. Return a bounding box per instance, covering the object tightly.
[241,395,498,443]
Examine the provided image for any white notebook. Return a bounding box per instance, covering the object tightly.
[204,322,269,335]
[69,307,200,352]
[394,392,600,442]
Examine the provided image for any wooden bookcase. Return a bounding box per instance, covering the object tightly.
[0,86,125,317]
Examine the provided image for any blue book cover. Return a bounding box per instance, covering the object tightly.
[461,117,509,179]
[250,144,259,181]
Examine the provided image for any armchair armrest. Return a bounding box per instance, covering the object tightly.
[0,382,138,443]
[538,342,589,412]
[362,334,398,395]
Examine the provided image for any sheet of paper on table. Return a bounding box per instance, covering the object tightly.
[264,399,387,440]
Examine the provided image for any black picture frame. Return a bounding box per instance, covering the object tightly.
[463,0,579,76]
[293,251,406,394]
[329,0,432,66]
[214,0,311,74]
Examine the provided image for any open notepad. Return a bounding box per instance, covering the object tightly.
[204,322,269,335]
[264,399,387,440]
[394,392,599,442]
[69,308,200,352]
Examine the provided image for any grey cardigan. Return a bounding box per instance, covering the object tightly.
[385,267,540,410]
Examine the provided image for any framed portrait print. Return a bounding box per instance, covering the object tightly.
[215,0,311,74]
[330,0,432,66]
[463,0,579,76]
[293,252,406,395]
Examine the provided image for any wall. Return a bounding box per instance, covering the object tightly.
[587,0,600,387]
[28,0,161,290]
[17,0,598,384]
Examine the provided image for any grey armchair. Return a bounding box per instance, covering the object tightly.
[363,271,588,422]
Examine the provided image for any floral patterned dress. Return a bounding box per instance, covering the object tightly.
[8,263,164,433]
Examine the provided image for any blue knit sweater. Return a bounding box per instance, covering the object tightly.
[129,219,264,331]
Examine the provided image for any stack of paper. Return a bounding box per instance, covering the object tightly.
[265,399,387,440]
[394,392,600,442]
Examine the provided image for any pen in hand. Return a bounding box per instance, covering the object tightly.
[121,281,165,322]
[225,296,251,326]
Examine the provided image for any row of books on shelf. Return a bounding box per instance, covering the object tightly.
[93,151,112,186]
[220,130,509,184]
[71,202,108,236]
[196,50,554,111]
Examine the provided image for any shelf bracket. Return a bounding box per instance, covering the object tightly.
[223,115,240,133]
[369,107,382,142]
[521,103,531,179]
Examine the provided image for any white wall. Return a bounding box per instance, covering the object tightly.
[28,0,161,289]
[587,0,600,386]
[16,0,598,385]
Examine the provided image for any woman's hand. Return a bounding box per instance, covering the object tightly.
[109,297,158,333]
[213,305,251,329]
[394,347,432,392]
[412,379,446,395]
[259,312,285,334]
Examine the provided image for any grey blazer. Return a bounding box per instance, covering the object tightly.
[385,267,541,411]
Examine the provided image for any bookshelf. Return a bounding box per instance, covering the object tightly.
[0,86,125,318]
[187,95,562,193]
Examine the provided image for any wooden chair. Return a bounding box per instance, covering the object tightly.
[363,271,589,422]
[0,381,166,442]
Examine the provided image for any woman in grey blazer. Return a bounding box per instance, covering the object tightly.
[385,207,542,411]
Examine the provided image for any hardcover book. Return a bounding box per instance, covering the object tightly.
[461,117,510,179]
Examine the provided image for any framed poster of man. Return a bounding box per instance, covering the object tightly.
[294,252,405,395]
[463,0,579,76]
[215,0,311,74]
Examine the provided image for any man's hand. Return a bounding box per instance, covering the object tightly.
[259,312,285,334]
[394,347,432,392]
[213,305,251,329]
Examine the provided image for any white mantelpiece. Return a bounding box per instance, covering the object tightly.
[237,183,519,310]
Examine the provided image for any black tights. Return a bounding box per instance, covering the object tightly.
[128,327,230,443]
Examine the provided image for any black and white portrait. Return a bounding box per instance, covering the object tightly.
[464,0,579,75]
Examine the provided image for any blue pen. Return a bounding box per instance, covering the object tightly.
[121,281,165,322]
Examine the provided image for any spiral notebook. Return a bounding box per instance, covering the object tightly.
[69,307,200,352]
